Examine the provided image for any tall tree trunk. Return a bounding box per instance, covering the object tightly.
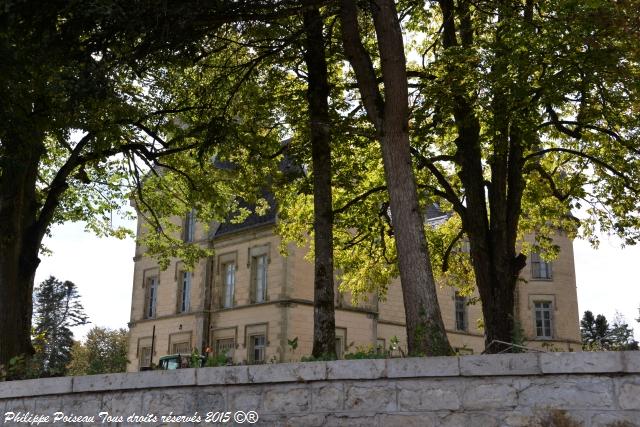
[435,0,530,353]
[341,0,452,356]
[302,5,336,358]
[0,133,45,367]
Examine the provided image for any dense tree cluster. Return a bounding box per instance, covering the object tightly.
[1,0,639,369]
[67,327,128,376]
[581,311,638,351]
[31,276,89,377]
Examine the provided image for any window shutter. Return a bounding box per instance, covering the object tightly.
[249,259,256,303]
[176,272,184,313]
[143,281,150,318]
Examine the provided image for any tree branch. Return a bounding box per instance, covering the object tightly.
[442,229,464,273]
[524,147,640,193]
[333,186,387,215]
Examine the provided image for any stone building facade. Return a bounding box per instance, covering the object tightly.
[127,207,581,372]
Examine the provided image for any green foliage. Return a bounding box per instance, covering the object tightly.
[0,355,41,381]
[205,352,229,368]
[344,345,387,360]
[581,311,638,351]
[189,349,202,368]
[32,276,89,377]
[66,326,128,376]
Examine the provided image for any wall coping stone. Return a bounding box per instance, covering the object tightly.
[540,351,624,374]
[1,352,637,400]
[0,376,72,399]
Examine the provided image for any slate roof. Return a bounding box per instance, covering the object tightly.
[214,191,277,238]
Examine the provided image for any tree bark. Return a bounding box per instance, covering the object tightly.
[436,0,529,353]
[302,5,337,358]
[341,0,452,356]
[0,132,45,367]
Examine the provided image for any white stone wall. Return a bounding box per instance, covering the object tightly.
[1,352,639,426]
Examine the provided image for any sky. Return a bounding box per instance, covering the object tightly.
[35,216,640,341]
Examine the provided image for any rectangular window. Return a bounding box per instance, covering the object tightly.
[248,335,266,364]
[178,271,191,313]
[216,338,235,357]
[455,292,468,331]
[145,277,158,319]
[535,301,553,338]
[531,252,552,280]
[251,255,267,303]
[172,341,191,354]
[223,262,235,308]
[184,209,196,242]
[139,346,152,369]
[335,328,347,359]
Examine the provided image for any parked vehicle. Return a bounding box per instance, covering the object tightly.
[158,354,206,370]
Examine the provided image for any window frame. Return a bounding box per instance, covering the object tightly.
[184,209,196,243]
[222,261,236,309]
[454,292,468,332]
[530,252,553,280]
[335,327,347,359]
[248,334,266,364]
[215,338,235,358]
[534,301,554,339]
[144,276,158,319]
[251,254,268,303]
[178,271,192,313]
[172,341,191,354]
[139,346,152,369]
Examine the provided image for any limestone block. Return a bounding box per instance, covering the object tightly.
[1,398,35,418]
[519,377,614,409]
[311,383,344,412]
[284,414,326,427]
[327,359,386,380]
[197,366,248,385]
[615,379,640,410]
[377,413,439,427]
[387,356,459,378]
[529,409,592,427]
[591,410,640,427]
[73,369,196,393]
[141,387,196,415]
[344,383,396,412]
[501,409,535,427]
[101,391,143,417]
[248,362,326,384]
[460,353,540,376]
[323,414,378,427]
[462,383,517,409]
[623,351,640,373]
[440,412,500,427]
[540,351,623,374]
[263,385,310,413]
[0,377,71,399]
[60,393,103,415]
[227,386,263,411]
[33,396,62,414]
[397,380,460,411]
[194,388,225,412]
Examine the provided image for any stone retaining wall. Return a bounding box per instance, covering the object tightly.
[1,352,639,426]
